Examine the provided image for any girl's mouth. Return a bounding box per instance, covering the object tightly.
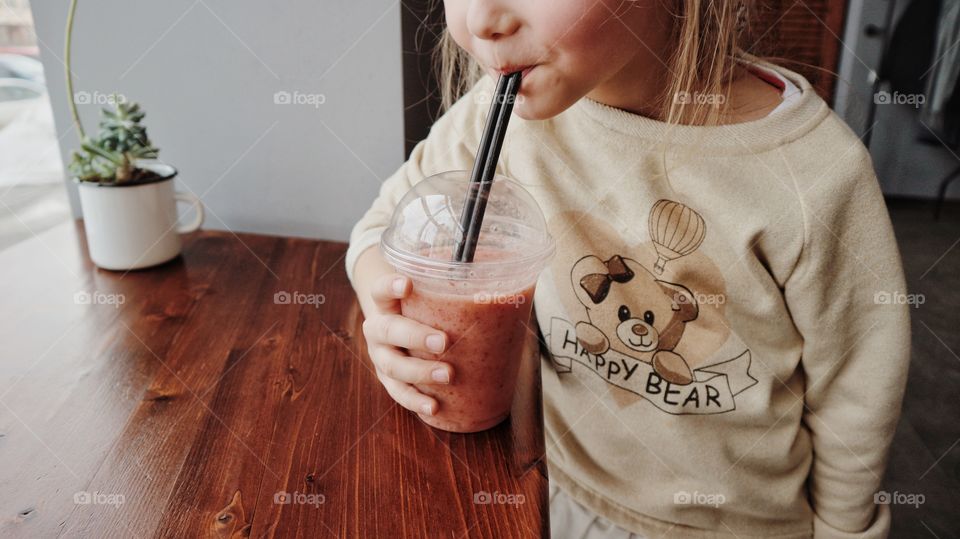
[491,65,536,78]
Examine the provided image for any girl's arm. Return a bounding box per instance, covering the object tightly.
[783,148,911,538]
[345,75,491,413]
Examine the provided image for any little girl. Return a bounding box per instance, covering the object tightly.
[347,1,911,537]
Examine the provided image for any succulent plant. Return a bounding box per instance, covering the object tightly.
[65,0,161,185]
[68,100,160,184]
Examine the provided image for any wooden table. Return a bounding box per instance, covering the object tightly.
[0,221,548,538]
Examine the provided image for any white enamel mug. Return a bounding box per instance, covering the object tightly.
[76,163,204,270]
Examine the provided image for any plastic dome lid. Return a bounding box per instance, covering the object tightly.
[380,171,555,282]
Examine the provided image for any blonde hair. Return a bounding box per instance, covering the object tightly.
[431,0,756,127]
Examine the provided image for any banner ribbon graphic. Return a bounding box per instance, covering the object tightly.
[546,317,757,415]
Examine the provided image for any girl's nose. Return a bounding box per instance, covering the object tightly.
[466,0,519,40]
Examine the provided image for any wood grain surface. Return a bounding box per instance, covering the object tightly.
[0,221,548,538]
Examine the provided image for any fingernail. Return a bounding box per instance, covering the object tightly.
[392,277,406,296]
[431,368,449,383]
[426,334,445,353]
[420,403,434,416]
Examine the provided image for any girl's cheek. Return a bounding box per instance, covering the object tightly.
[443,3,471,50]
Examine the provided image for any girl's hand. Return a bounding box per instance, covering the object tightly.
[361,273,453,416]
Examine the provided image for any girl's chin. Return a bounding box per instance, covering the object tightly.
[512,109,529,120]
[512,100,537,120]
[514,93,580,121]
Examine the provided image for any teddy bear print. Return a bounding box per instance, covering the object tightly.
[571,254,700,385]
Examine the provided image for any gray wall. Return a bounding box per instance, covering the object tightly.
[31,0,405,241]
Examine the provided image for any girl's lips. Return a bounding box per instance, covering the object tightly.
[492,65,536,78]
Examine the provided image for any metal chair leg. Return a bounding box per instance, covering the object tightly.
[934,164,960,221]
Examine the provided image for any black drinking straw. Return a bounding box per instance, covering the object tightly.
[452,71,523,263]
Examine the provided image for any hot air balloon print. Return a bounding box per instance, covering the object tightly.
[648,199,705,275]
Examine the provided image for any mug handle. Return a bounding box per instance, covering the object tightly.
[174,192,205,233]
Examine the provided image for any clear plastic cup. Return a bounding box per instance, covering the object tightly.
[380,170,555,432]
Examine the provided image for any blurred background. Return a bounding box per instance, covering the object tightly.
[2,0,958,536]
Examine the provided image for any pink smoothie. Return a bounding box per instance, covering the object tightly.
[401,281,535,433]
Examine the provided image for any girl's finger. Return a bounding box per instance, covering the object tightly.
[370,345,453,385]
[369,274,410,314]
[379,375,438,416]
[362,314,447,354]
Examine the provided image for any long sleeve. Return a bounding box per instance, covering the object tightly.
[344,76,492,284]
[783,146,911,538]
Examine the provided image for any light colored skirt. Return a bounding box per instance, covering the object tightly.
[549,482,648,539]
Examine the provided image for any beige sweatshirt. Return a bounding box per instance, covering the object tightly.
[346,59,911,539]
